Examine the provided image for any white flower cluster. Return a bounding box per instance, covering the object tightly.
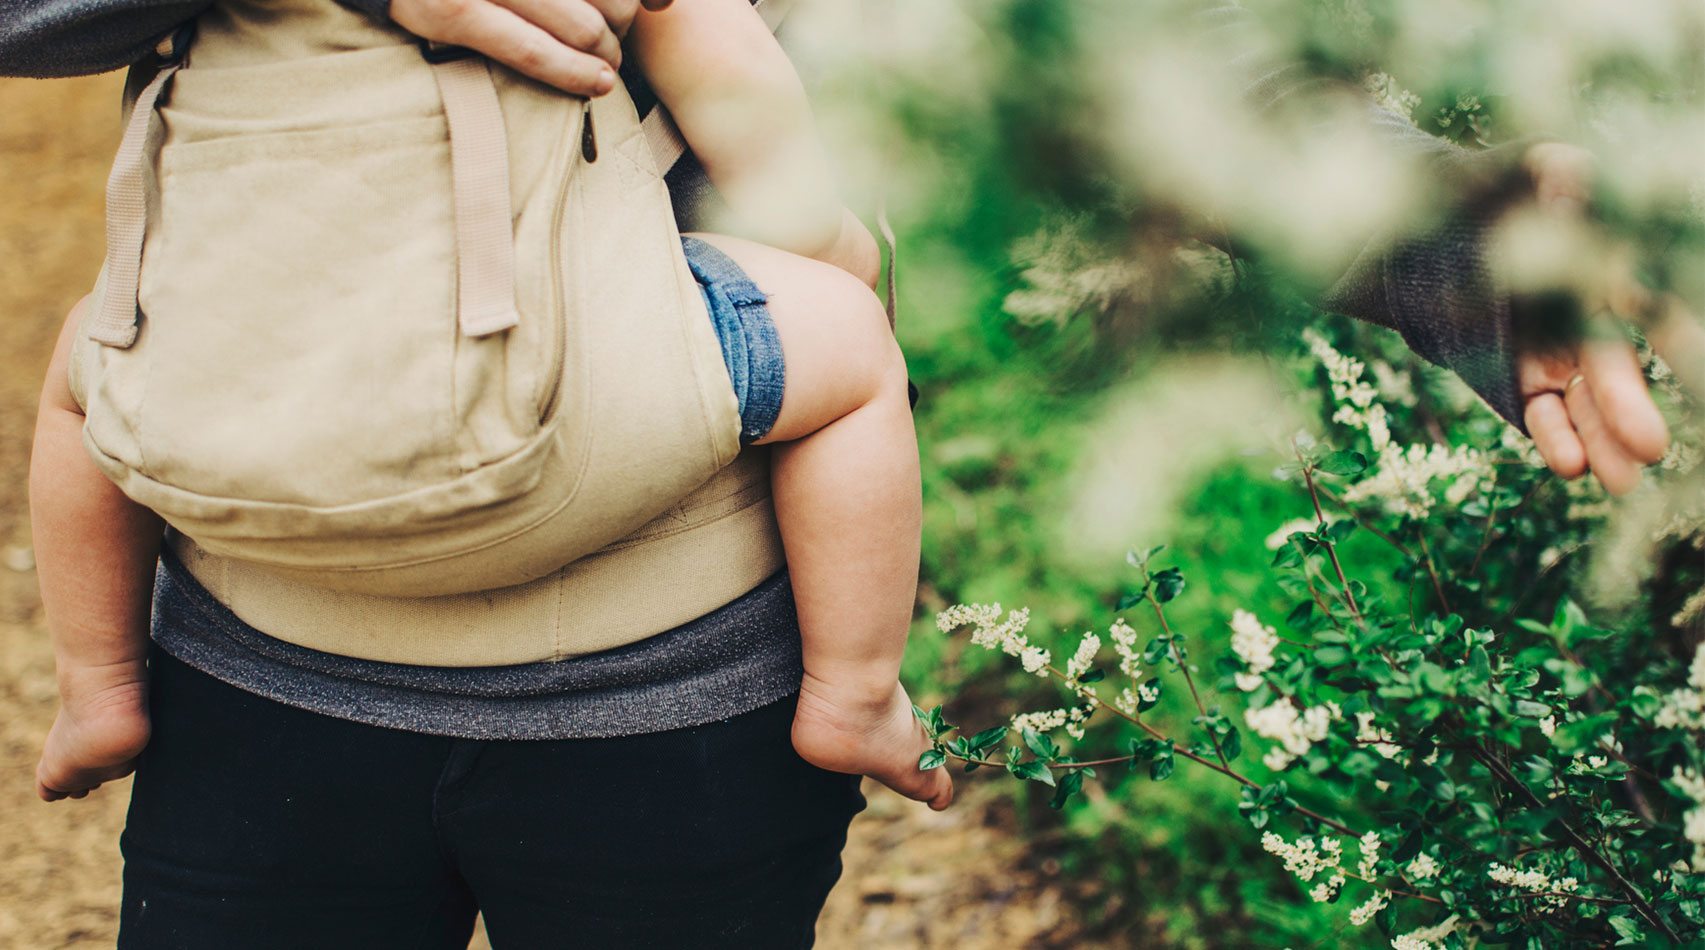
[1304,329,1390,451]
[1349,890,1390,926]
[1064,704,1092,740]
[1407,852,1439,881]
[1368,359,1417,408]
[1363,72,1422,123]
[1011,708,1069,734]
[1065,632,1101,682]
[1246,699,1338,770]
[1355,711,1402,760]
[1653,643,1705,731]
[1357,831,1382,879]
[1262,831,1346,901]
[1113,683,1160,717]
[1109,617,1141,679]
[1303,329,1493,519]
[1487,862,1578,909]
[1344,442,1493,521]
[1263,831,1393,925]
[1672,767,1705,873]
[1674,587,1705,630]
[1003,221,1146,329]
[1390,915,1458,950]
[1229,609,1280,691]
[938,603,1051,677]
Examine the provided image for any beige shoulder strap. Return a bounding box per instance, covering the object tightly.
[426,53,521,337]
[94,33,521,347]
[90,33,186,347]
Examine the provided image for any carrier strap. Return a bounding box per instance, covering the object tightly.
[428,56,521,337]
[90,40,182,347]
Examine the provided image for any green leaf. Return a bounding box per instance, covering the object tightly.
[1150,751,1175,782]
[967,725,1009,752]
[1317,450,1369,476]
[1049,769,1084,809]
[1126,545,1164,570]
[1079,668,1106,684]
[1552,712,1617,755]
[1152,567,1186,603]
[927,706,950,736]
[1313,645,1350,666]
[1012,759,1056,787]
[1116,590,1147,610]
[918,749,946,771]
[1325,519,1359,543]
[1513,700,1551,720]
[1221,727,1242,761]
[1608,913,1643,945]
[1022,727,1058,762]
[1285,600,1315,630]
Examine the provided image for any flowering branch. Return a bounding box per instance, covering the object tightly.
[1460,741,1679,940]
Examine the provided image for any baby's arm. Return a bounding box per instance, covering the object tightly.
[628,0,879,288]
[31,296,164,801]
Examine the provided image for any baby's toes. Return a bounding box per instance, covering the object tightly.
[869,749,954,809]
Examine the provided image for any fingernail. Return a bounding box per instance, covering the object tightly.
[597,68,615,95]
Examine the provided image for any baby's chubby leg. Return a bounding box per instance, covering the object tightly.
[31,297,162,801]
[685,234,951,811]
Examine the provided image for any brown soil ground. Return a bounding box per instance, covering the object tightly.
[0,75,1095,949]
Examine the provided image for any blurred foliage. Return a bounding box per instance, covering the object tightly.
[833,0,1705,945]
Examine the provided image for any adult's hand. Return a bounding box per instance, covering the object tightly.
[390,0,675,96]
[1513,144,1683,496]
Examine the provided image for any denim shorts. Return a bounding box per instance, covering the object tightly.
[681,236,785,444]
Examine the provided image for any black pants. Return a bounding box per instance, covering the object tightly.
[119,648,865,949]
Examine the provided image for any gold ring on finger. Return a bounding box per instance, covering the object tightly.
[1563,373,1587,397]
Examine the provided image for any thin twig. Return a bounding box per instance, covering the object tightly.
[1417,535,1453,616]
[1149,597,1230,772]
[1300,460,1363,623]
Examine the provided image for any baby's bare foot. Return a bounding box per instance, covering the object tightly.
[37,663,150,802]
[792,673,953,810]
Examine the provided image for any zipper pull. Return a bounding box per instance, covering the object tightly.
[581,99,598,162]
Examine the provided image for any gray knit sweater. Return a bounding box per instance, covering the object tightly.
[0,0,387,76]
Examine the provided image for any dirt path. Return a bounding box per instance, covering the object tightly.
[0,75,1090,949]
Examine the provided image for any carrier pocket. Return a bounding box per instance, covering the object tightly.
[131,115,468,506]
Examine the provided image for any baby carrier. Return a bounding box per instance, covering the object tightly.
[71,0,763,598]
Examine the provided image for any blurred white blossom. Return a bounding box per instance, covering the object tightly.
[1229,609,1280,691]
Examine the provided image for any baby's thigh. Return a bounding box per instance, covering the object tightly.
[685,233,903,443]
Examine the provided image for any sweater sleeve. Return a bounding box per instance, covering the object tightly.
[1316,107,1529,430]
[0,0,392,78]
[1202,2,1530,430]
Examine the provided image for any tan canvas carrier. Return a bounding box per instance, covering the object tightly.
[70,0,752,600]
